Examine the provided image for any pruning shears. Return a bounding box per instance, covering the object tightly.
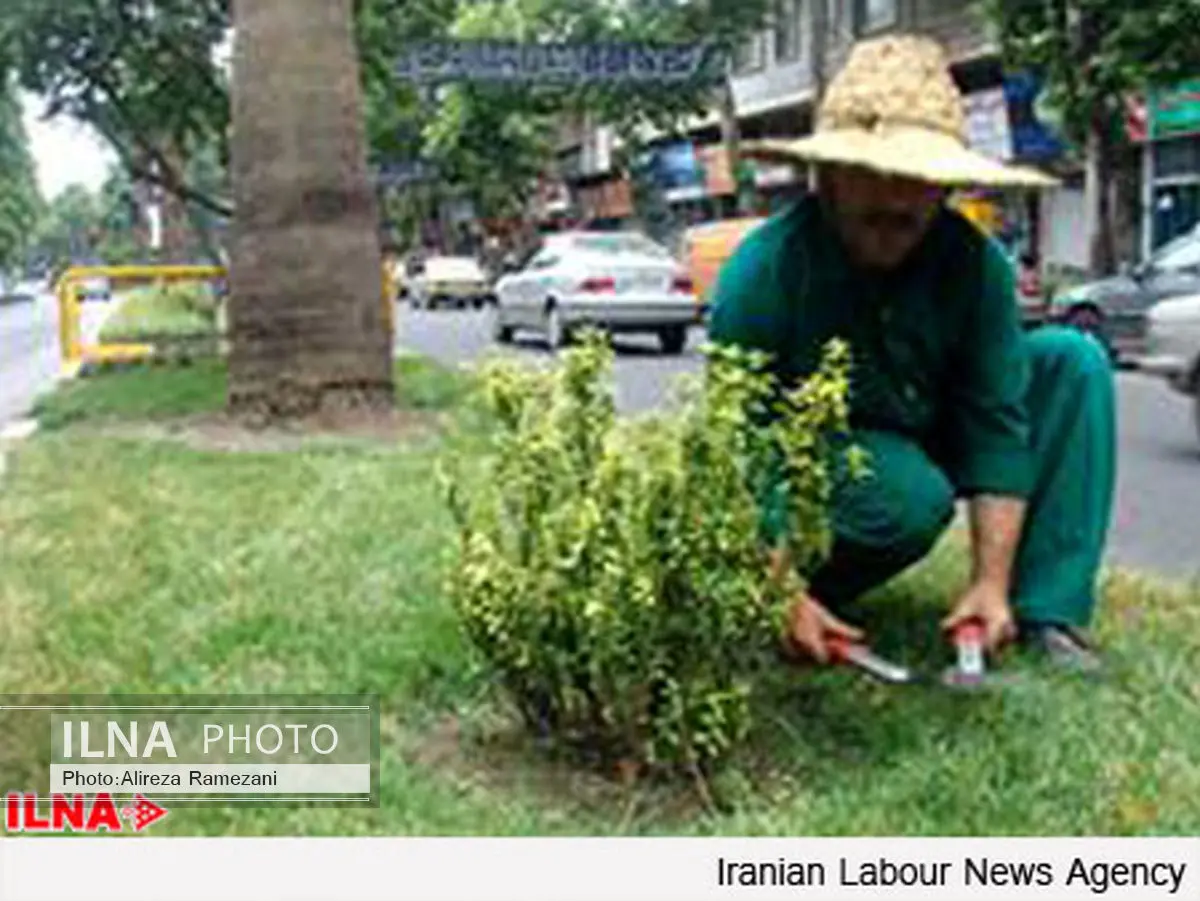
[825,618,1017,692]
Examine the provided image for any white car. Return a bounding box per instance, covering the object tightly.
[408,256,493,309]
[491,231,700,354]
[78,275,112,302]
[1141,293,1200,445]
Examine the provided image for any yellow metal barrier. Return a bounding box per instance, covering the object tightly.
[57,262,397,377]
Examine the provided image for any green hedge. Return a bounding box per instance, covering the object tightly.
[99,282,222,344]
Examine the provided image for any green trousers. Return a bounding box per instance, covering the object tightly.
[807,326,1117,628]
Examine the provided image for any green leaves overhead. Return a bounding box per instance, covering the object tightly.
[0,82,42,270]
[0,0,229,211]
[0,0,774,231]
[982,0,1200,142]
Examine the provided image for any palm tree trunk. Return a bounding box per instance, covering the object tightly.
[228,0,393,421]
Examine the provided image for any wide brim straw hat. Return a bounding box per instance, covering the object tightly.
[742,34,1058,189]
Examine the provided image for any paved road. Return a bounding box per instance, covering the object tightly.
[397,306,1200,582]
[0,294,110,428]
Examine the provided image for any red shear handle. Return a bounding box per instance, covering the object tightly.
[825,634,858,664]
[953,617,985,646]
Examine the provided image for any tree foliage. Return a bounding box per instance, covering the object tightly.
[0,82,42,270]
[409,0,774,223]
[984,0,1200,143]
[983,0,1200,272]
[0,0,230,215]
[1,0,775,241]
[32,184,101,270]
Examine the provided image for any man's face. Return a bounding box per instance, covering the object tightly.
[822,166,945,270]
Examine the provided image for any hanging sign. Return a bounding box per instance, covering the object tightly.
[395,41,722,84]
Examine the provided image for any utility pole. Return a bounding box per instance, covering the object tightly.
[810,0,829,108]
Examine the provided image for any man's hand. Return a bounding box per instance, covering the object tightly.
[943,580,1015,651]
[767,547,864,664]
[786,594,864,664]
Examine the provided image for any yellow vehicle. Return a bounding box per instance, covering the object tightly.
[679,217,766,316]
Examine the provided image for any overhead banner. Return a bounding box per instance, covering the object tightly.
[395,41,722,84]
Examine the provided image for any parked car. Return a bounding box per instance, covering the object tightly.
[0,277,41,306]
[392,254,422,302]
[678,217,766,320]
[1140,292,1200,446]
[77,275,112,302]
[408,256,492,309]
[491,230,700,354]
[1047,224,1200,362]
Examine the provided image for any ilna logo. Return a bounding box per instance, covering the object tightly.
[5,793,169,833]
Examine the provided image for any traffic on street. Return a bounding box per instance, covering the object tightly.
[397,306,1200,582]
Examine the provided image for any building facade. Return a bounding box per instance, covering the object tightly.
[1139,80,1200,257]
[551,0,1098,266]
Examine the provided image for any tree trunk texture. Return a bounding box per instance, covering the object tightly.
[1084,110,1119,276]
[228,0,393,422]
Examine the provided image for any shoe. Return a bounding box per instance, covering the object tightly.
[1019,622,1103,675]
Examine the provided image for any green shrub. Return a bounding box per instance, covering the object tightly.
[99,282,221,343]
[440,331,856,776]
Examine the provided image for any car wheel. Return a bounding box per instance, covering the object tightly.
[545,304,569,351]
[658,325,688,355]
[491,306,514,344]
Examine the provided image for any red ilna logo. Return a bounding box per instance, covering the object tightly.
[5,793,168,833]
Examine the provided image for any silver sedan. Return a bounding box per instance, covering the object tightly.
[491,231,701,354]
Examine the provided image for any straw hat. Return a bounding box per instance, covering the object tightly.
[742,34,1058,188]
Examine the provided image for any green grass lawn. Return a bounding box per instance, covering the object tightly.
[2,361,1199,836]
[32,355,475,431]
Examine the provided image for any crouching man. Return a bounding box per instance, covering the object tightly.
[709,34,1116,670]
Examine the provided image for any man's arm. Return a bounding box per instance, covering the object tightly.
[943,236,1034,644]
[968,495,1025,596]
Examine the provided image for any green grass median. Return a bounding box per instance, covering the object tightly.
[2,358,1199,836]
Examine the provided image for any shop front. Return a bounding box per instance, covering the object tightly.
[1141,79,1200,254]
[949,74,1068,265]
[576,177,635,230]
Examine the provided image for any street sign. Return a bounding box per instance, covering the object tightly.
[395,41,722,85]
[1149,79,1200,141]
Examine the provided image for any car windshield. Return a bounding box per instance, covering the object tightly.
[569,233,672,259]
[1151,229,1200,271]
